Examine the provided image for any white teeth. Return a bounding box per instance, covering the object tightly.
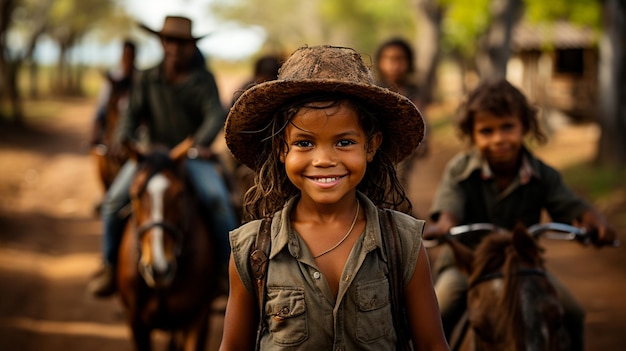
[317,177,337,183]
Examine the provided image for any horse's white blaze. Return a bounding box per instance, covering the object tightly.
[147,173,170,273]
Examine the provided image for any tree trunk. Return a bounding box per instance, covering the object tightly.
[413,0,444,106]
[596,0,626,166]
[29,61,39,98]
[475,0,524,81]
[23,0,51,99]
[0,0,23,125]
[56,44,69,94]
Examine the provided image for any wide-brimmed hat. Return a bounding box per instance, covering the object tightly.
[225,45,424,171]
[139,16,205,41]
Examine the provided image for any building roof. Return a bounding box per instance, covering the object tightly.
[513,21,598,50]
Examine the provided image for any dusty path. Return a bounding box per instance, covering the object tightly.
[0,97,624,350]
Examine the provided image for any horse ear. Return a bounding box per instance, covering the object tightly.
[170,136,194,162]
[512,224,539,262]
[447,238,475,275]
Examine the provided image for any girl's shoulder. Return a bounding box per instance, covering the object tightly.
[230,219,264,246]
[387,209,426,232]
[382,209,425,285]
[229,219,265,293]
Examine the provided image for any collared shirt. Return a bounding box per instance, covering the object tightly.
[230,193,424,350]
[115,63,225,147]
[430,147,590,233]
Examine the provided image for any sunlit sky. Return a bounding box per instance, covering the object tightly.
[32,0,264,67]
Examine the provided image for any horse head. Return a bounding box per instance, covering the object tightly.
[449,225,566,351]
[126,138,194,289]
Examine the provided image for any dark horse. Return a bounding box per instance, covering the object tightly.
[117,138,218,351]
[91,73,132,191]
[444,225,568,351]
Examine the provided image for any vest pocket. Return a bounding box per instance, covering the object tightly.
[265,286,308,346]
[355,278,392,343]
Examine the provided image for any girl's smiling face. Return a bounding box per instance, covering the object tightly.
[472,110,525,170]
[280,101,381,205]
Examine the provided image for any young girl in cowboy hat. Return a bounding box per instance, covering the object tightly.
[220,45,449,351]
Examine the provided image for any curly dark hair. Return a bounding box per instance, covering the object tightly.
[242,92,411,221]
[456,79,547,144]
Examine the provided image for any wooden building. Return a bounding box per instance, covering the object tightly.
[507,21,599,121]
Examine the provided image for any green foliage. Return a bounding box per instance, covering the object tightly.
[47,0,121,40]
[320,0,416,52]
[524,0,600,27]
[440,0,491,56]
[12,0,133,48]
[438,0,601,60]
[210,0,415,56]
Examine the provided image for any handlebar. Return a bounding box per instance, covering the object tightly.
[423,222,620,248]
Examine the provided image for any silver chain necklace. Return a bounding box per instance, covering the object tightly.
[314,200,360,258]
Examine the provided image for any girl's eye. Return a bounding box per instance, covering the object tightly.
[337,139,355,147]
[294,140,313,148]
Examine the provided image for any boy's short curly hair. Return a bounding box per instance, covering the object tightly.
[456,79,547,144]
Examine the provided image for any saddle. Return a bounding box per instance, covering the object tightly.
[249,208,413,351]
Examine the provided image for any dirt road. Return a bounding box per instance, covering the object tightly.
[0,97,624,350]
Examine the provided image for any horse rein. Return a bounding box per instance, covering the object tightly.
[469,268,547,289]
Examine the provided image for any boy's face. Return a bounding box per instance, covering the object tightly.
[472,111,525,169]
[280,101,381,206]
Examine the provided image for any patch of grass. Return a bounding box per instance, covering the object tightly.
[562,162,626,201]
[554,161,626,230]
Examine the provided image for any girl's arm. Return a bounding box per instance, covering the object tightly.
[219,255,258,351]
[405,244,450,351]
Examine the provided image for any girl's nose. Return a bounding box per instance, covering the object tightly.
[311,148,337,167]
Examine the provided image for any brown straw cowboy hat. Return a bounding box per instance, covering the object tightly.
[225,45,424,171]
[139,16,206,41]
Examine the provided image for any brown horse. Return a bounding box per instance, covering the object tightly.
[445,225,568,351]
[91,73,132,191]
[116,139,218,351]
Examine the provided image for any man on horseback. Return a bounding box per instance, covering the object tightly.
[87,15,238,297]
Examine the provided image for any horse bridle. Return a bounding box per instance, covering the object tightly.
[135,220,185,257]
[132,162,190,259]
[468,268,547,289]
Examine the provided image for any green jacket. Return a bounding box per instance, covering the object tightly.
[115,63,225,148]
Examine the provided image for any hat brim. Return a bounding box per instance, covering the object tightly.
[138,22,206,41]
[225,79,424,171]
